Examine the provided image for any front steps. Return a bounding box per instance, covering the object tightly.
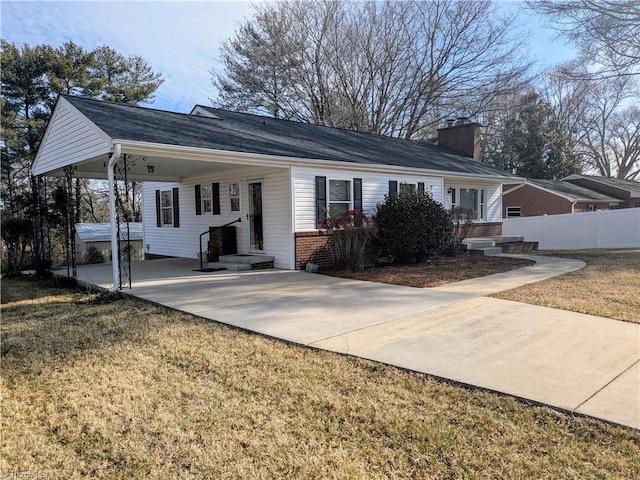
[463,236,538,256]
[206,254,275,272]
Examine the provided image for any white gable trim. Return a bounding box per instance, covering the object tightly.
[189,105,222,118]
[32,96,113,176]
[502,182,525,195]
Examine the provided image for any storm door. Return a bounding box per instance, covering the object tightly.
[248,180,264,251]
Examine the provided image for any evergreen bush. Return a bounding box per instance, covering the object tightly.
[375,190,453,263]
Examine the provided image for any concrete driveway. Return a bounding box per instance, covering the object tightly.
[75,256,640,429]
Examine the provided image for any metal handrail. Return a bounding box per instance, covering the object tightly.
[199,217,242,269]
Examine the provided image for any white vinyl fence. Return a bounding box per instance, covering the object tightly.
[502,208,640,250]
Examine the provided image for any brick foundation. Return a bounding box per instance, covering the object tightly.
[466,222,502,238]
[296,223,503,269]
[295,231,333,270]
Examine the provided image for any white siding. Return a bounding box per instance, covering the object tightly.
[142,166,293,269]
[32,97,112,175]
[292,166,444,231]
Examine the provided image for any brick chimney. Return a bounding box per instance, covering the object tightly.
[437,118,481,160]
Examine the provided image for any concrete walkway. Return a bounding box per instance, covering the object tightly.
[75,255,640,429]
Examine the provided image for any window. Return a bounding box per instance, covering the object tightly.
[609,203,620,210]
[329,179,351,214]
[229,182,240,212]
[450,187,486,220]
[156,188,179,227]
[400,183,416,193]
[161,190,173,225]
[201,184,212,213]
[506,206,521,218]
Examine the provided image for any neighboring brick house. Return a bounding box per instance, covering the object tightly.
[502,179,622,217]
[563,174,640,209]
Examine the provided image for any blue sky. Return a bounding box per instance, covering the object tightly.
[1,0,575,113]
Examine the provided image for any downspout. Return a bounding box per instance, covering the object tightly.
[108,144,121,291]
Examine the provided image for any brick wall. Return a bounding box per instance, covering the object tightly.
[466,222,502,237]
[296,225,501,269]
[294,231,333,270]
[503,185,573,217]
[574,202,613,213]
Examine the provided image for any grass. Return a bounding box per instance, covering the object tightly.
[492,249,640,323]
[2,276,639,479]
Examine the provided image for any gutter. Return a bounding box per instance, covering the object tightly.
[107,143,121,291]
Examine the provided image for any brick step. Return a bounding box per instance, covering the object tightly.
[500,241,539,253]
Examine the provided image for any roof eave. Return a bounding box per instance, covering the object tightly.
[115,139,519,182]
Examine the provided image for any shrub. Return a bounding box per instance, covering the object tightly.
[1,215,34,276]
[320,210,375,271]
[449,207,476,255]
[375,190,453,263]
[84,246,104,264]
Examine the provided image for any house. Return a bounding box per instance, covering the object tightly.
[33,95,519,287]
[502,179,623,217]
[75,222,144,263]
[563,174,640,209]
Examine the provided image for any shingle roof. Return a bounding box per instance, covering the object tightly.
[525,179,622,203]
[75,223,143,242]
[563,174,640,197]
[63,95,514,178]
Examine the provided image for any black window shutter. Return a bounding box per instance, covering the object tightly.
[389,180,398,196]
[212,182,220,215]
[418,182,425,194]
[172,187,180,228]
[195,184,202,215]
[353,178,363,212]
[315,176,327,226]
[155,190,161,227]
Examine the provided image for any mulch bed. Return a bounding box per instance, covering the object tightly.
[323,254,535,288]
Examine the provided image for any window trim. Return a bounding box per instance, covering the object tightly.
[506,206,521,218]
[328,178,352,215]
[449,186,487,220]
[229,182,240,212]
[156,188,180,227]
[161,189,173,226]
[201,184,212,214]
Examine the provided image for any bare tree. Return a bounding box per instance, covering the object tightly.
[548,71,640,179]
[213,0,530,139]
[530,0,640,78]
[579,78,640,178]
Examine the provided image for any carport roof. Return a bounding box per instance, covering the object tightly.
[51,95,514,179]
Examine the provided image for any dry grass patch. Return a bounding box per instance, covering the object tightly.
[2,276,639,479]
[492,249,640,323]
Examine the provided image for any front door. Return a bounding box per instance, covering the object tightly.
[248,180,264,251]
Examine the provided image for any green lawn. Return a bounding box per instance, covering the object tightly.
[2,276,639,479]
